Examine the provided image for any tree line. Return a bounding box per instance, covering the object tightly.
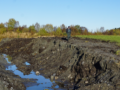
[0,18,120,36]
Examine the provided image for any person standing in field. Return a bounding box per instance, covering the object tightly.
[66,26,71,41]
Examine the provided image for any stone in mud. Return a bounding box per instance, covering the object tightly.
[59,65,67,71]
[35,71,40,75]
[55,76,58,80]
[50,75,54,81]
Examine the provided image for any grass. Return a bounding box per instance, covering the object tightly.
[116,50,120,55]
[75,35,120,56]
[0,31,57,43]
[0,33,120,44]
[0,33,120,57]
[0,32,120,49]
[0,31,39,42]
[75,35,120,43]
[75,35,120,46]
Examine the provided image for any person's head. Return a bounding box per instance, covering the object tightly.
[68,26,70,29]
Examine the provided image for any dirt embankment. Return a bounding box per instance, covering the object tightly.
[0,37,120,90]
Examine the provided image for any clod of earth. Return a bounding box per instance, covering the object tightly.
[0,37,120,90]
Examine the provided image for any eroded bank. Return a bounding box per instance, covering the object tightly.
[0,37,120,90]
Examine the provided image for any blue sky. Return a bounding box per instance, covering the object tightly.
[0,0,120,32]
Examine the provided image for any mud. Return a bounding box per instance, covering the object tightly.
[0,37,120,90]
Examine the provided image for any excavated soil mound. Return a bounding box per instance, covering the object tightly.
[0,37,120,90]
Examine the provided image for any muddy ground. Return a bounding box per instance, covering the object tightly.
[0,37,120,90]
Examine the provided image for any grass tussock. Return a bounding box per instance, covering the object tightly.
[0,31,40,42]
[0,31,57,42]
[116,50,120,55]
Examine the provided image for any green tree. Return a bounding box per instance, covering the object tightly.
[29,25,36,33]
[8,18,16,30]
[0,27,6,34]
[75,25,81,33]
[38,28,49,36]
[0,23,4,28]
[55,27,63,36]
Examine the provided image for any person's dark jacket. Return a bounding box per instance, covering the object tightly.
[66,28,71,33]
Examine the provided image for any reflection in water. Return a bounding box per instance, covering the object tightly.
[2,54,12,64]
[25,62,30,65]
[6,55,12,62]
[2,54,66,90]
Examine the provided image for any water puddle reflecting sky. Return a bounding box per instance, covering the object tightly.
[25,62,30,65]
[2,54,65,90]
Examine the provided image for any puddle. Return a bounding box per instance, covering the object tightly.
[2,54,66,90]
[25,62,30,65]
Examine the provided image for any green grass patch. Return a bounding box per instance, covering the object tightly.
[116,50,120,55]
[75,35,120,46]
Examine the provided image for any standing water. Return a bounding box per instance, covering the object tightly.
[2,54,66,90]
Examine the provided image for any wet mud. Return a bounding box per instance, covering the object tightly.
[0,37,120,90]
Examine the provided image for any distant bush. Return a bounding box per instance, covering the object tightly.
[16,28,21,33]
[0,28,6,34]
[54,27,63,36]
[22,28,29,32]
[63,32,67,36]
[38,28,49,36]
[113,30,120,35]
[0,23,4,28]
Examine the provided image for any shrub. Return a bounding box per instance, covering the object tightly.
[38,28,49,36]
[0,23,4,28]
[22,28,29,32]
[7,55,12,62]
[16,28,20,33]
[54,27,63,36]
[0,28,6,34]
[63,32,67,36]
[116,49,120,55]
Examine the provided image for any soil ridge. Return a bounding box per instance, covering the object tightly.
[0,37,120,90]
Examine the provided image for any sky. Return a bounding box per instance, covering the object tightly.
[0,0,120,32]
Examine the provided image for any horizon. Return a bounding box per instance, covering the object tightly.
[0,0,120,32]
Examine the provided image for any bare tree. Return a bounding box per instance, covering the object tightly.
[22,25,27,28]
[100,27,104,32]
[14,21,19,28]
[35,22,40,32]
[4,22,8,28]
[60,24,65,30]
[41,25,45,28]
[53,26,57,31]
[80,27,88,34]
[44,24,53,32]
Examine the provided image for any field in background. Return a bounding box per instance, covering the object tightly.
[0,31,58,42]
[0,32,120,55]
[0,32,39,42]
[0,32,120,46]
[75,35,120,46]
